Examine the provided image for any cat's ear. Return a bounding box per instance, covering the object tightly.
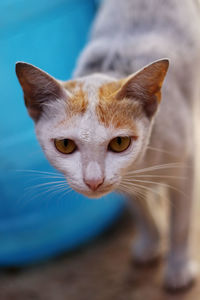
[16,62,66,121]
[116,59,169,118]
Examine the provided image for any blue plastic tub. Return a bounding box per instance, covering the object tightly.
[0,0,124,265]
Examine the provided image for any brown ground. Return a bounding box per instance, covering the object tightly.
[0,205,200,300]
[0,109,199,300]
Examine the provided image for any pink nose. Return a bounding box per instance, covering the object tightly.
[84,178,104,191]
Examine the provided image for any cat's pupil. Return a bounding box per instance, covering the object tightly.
[117,137,122,145]
[63,139,68,147]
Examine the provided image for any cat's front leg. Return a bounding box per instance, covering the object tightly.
[128,193,161,265]
[164,163,198,291]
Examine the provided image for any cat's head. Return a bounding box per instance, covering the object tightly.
[16,59,169,198]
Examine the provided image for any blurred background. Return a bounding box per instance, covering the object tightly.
[0,0,200,299]
[0,0,124,266]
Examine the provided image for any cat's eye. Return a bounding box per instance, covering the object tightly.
[54,139,77,154]
[108,136,131,153]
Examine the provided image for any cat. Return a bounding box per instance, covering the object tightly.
[16,0,200,291]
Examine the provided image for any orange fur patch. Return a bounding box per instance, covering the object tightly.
[63,80,88,116]
[96,82,141,133]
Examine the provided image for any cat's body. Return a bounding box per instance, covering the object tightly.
[75,0,200,164]
[16,0,200,291]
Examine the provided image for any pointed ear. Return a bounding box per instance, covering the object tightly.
[16,62,66,121]
[116,59,169,118]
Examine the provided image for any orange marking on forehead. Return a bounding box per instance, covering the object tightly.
[96,81,141,132]
[68,87,88,115]
[63,80,88,116]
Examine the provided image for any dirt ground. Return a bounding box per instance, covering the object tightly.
[0,205,200,300]
[0,109,199,300]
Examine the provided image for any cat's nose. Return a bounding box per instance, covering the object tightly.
[84,177,104,191]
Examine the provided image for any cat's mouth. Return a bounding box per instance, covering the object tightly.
[72,184,115,199]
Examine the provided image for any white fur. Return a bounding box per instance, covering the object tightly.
[35,74,151,198]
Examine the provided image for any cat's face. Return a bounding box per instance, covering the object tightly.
[16,60,168,198]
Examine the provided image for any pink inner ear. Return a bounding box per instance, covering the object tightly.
[16,62,65,121]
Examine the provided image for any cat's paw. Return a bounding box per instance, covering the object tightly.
[164,260,198,291]
[131,236,161,265]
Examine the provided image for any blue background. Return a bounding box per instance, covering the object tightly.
[0,0,124,265]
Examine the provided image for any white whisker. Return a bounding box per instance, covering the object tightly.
[127,182,162,197]
[125,174,186,180]
[122,178,185,197]
[118,182,148,200]
[126,162,185,175]
[24,183,71,202]
[147,146,178,157]
[16,169,64,178]
[25,181,68,191]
